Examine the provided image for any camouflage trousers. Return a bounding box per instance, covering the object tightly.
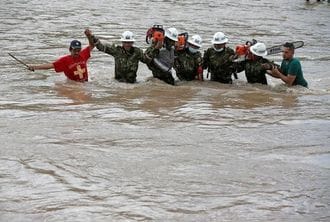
[147,63,175,85]
[152,70,175,85]
[115,72,136,83]
[210,72,233,84]
[176,71,196,81]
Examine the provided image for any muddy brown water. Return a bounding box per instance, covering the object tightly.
[0,0,329,221]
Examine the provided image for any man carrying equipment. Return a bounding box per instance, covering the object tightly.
[174,34,204,81]
[236,42,275,85]
[145,27,179,85]
[203,32,236,84]
[27,29,94,82]
[268,42,308,87]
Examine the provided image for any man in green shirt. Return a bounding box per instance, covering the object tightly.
[269,42,308,87]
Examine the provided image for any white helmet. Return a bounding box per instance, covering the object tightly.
[188,34,202,48]
[165,27,178,42]
[211,32,228,44]
[249,42,267,57]
[120,31,135,42]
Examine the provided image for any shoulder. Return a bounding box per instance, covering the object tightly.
[80,46,91,57]
[194,51,202,58]
[225,47,235,53]
[81,46,90,52]
[288,58,301,70]
[55,54,71,63]
[115,44,122,50]
[206,48,213,53]
[132,46,143,53]
[204,48,213,55]
[102,43,120,51]
[261,58,271,63]
[291,58,301,65]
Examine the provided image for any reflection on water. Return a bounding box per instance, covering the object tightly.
[54,82,92,104]
[0,0,330,221]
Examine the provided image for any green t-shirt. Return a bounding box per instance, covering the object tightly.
[280,58,308,87]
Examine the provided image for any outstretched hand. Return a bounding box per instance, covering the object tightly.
[269,67,281,78]
[85,28,92,37]
[28,66,35,72]
[261,63,273,70]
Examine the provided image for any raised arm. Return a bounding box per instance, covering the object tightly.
[142,41,162,64]
[84,28,95,50]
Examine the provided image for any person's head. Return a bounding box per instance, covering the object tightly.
[69,40,82,57]
[211,32,228,52]
[282,42,295,60]
[120,31,135,51]
[164,27,178,49]
[249,42,267,59]
[187,34,202,54]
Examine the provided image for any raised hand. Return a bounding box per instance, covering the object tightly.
[154,40,163,49]
[84,28,92,37]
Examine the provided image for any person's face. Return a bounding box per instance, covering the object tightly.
[70,48,81,57]
[213,43,225,49]
[122,42,134,51]
[282,47,294,60]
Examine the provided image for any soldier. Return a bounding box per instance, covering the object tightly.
[203,32,235,84]
[145,27,178,85]
[91,30,151,83]
[174,34,203,81]
[236,42,274,85]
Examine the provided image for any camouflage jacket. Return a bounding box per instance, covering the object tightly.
[174,49,202,81]
[96,41,152,83]
[236,57,273,85]
[203,47,235,82]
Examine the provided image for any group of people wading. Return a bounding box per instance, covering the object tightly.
[27,26,308,88]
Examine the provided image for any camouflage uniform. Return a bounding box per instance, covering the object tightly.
[145,45,175,85]
[236,57,274,85]
[96,40,151,83]
[203,47,235,84]
[174,49,203,81]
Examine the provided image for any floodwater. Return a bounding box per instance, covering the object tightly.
[0,0,329,221]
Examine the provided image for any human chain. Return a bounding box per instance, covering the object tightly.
[25,27,308,88]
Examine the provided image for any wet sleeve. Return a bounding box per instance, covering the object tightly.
[196,54,203,66]
[96,41,117,56]
[261,59,280,71]
[138,48,147,64]
[143,46,159,64]
[280,60,286,74]
[202,50,209,69]
[228,48,235,56]
[235,61,246,73]
[288,60,300,76]
[53,56,67,73]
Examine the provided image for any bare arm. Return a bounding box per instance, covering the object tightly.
[28,63,54,72]
[269,68,296,86]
